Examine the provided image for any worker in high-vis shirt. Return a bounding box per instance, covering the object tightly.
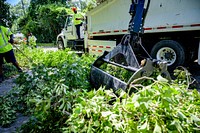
[71,7,84,39]
[28,32,37,48]
[0,25,22,83]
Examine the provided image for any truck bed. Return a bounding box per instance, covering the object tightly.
[87,0,200,35]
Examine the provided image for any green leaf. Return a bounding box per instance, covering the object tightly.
[132,94,139,102]
[74,107,81,115]
[59,101,65,110]
[157,75,168,82]
[139,102,149,112]
[177,111,187,120]
[170,120,184,132]
[139,120,148,130]
[94,120,100,127]
[153,122,162,133]
[101,111,113,117]
[191,114,200,122]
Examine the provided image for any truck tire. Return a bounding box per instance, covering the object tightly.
[150,40,185,70]
[57,40,64,50]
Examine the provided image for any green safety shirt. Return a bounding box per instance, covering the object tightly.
[73,12,84,25]
[0,26,13,53]
[28,35,37,46]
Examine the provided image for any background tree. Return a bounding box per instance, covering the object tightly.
[1,0,99,43]
[13,0,98,43]
[84,0,97,12]
[21,0,26,15]
[10,0,30,32]
[18,2,69,43]
[0,0,12,27]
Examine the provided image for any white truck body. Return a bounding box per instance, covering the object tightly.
[87,0,200,35]
[57,0,200,68]
[85,0,200,68]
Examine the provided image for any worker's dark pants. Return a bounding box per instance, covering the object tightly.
[75,23,82,39]
[0,49,17,65]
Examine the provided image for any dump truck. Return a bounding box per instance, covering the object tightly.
[56,0,200,70]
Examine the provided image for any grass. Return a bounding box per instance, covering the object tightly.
[37,43,56,47]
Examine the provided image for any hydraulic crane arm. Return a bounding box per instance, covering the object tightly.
[129,0,146,33]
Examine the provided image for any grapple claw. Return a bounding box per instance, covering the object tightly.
[90,35,171,92]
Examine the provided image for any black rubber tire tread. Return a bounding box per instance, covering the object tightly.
[150,40,185,70]
[57,40,65,50]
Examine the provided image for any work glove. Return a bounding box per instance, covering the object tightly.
[9,34,14,44]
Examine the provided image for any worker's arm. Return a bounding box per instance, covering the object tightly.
[76,18,84,20]
[4,27,14,44]
[9,34,14,44]
[75,16,84,20]
[75,13,84,20]
[8,34,14,44]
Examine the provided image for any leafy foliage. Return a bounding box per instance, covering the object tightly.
[18,3,69,43]
[0,0,12,26]
[64,75,200,132]
[9,0,30,18]
[0,48,95,128]
[0,48,200,132]
[13,0,98,43]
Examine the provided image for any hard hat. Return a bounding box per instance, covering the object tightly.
[71,7,77,12]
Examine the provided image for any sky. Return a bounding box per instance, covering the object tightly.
[6,0,20,6]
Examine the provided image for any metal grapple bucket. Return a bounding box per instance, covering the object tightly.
[90,35,171,92]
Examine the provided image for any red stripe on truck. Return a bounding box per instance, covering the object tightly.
[91,23,200,34]
[106,46,111,48]
[191,24,200,27]
[122,30,128,32]
[144,28,153,30]
[114,30,119,32]
[157,26,166,29]
[99,46,103,48]
[172,25,183,28]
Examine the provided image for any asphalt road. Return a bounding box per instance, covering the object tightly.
[40,46,58,52]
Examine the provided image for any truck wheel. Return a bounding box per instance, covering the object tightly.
[57,40,64,50]
[150,40,185,70]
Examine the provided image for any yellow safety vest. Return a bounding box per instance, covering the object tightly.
[73,12,83,25]
[0,26,13,53]
[28,35,37,46]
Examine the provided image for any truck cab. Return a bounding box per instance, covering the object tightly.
[56,15,85,51]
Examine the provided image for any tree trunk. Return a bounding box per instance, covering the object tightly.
[21,0,26,15]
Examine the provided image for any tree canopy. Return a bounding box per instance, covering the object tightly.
[0,0,12,27]
[2,0,98,43]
